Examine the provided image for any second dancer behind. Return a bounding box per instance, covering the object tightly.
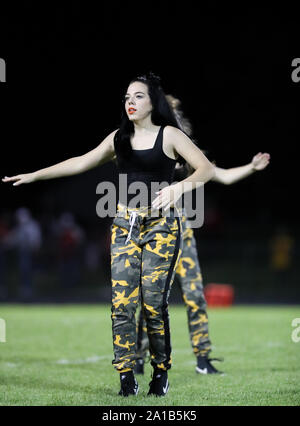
[134,95,270,376]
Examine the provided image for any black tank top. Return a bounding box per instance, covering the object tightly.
[115,126,177,207]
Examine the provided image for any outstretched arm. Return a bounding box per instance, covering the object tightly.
[2,130,117,186]
[212,152,270,185]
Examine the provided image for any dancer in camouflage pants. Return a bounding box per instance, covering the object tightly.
[136,211,211,363]
[111,203,182,373]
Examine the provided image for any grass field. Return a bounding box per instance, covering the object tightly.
[0,304,299,406]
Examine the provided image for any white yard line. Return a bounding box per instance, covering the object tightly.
[55,355,111,365]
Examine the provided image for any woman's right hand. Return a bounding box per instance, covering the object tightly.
[251,153,270,171]
[2,172,37,186]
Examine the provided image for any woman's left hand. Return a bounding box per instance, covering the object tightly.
[152,183,183,211]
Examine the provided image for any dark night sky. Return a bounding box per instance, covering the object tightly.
[1,4,299,235]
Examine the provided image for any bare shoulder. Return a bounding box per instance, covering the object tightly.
[90,129,118,156]
[164,125,185,139]
[79,128,119,169]
[107,128,119,141]
[164,125,193,150]
[161,126,180,160]
[164,125,191,141]
[102,129,119,149]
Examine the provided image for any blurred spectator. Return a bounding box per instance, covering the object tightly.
[84,222,112,281]
[54,212,85,288]
[269,226,295,288]
[270,226,294,271]
[84,239,101,271]
[5,207,42,301]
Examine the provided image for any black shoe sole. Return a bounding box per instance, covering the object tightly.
[147,381,169,397]
[119,385,139,397]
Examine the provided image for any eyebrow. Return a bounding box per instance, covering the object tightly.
[125,91,145,96]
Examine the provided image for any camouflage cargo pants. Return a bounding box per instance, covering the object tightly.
[136,213,211,360]
[111,203,182,372]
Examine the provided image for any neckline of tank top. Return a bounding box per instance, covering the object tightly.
[130,126,163,151]
[130,126,177,162]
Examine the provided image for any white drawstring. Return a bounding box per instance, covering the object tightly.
[125,211,138,244]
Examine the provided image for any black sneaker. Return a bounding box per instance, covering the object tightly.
[118,371,139,396]
[195,356,224,375]
[134,358,144,375]
[148,368,169,397]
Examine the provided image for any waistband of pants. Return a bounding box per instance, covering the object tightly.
[116,203,182,244]
[176,207,187,217]
[116,202,182,220]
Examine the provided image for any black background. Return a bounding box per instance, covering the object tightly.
[1,3,299,302]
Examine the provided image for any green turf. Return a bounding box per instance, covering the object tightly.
[0,304,299,406]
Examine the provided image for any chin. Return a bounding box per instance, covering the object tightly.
[128,115,138,121]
